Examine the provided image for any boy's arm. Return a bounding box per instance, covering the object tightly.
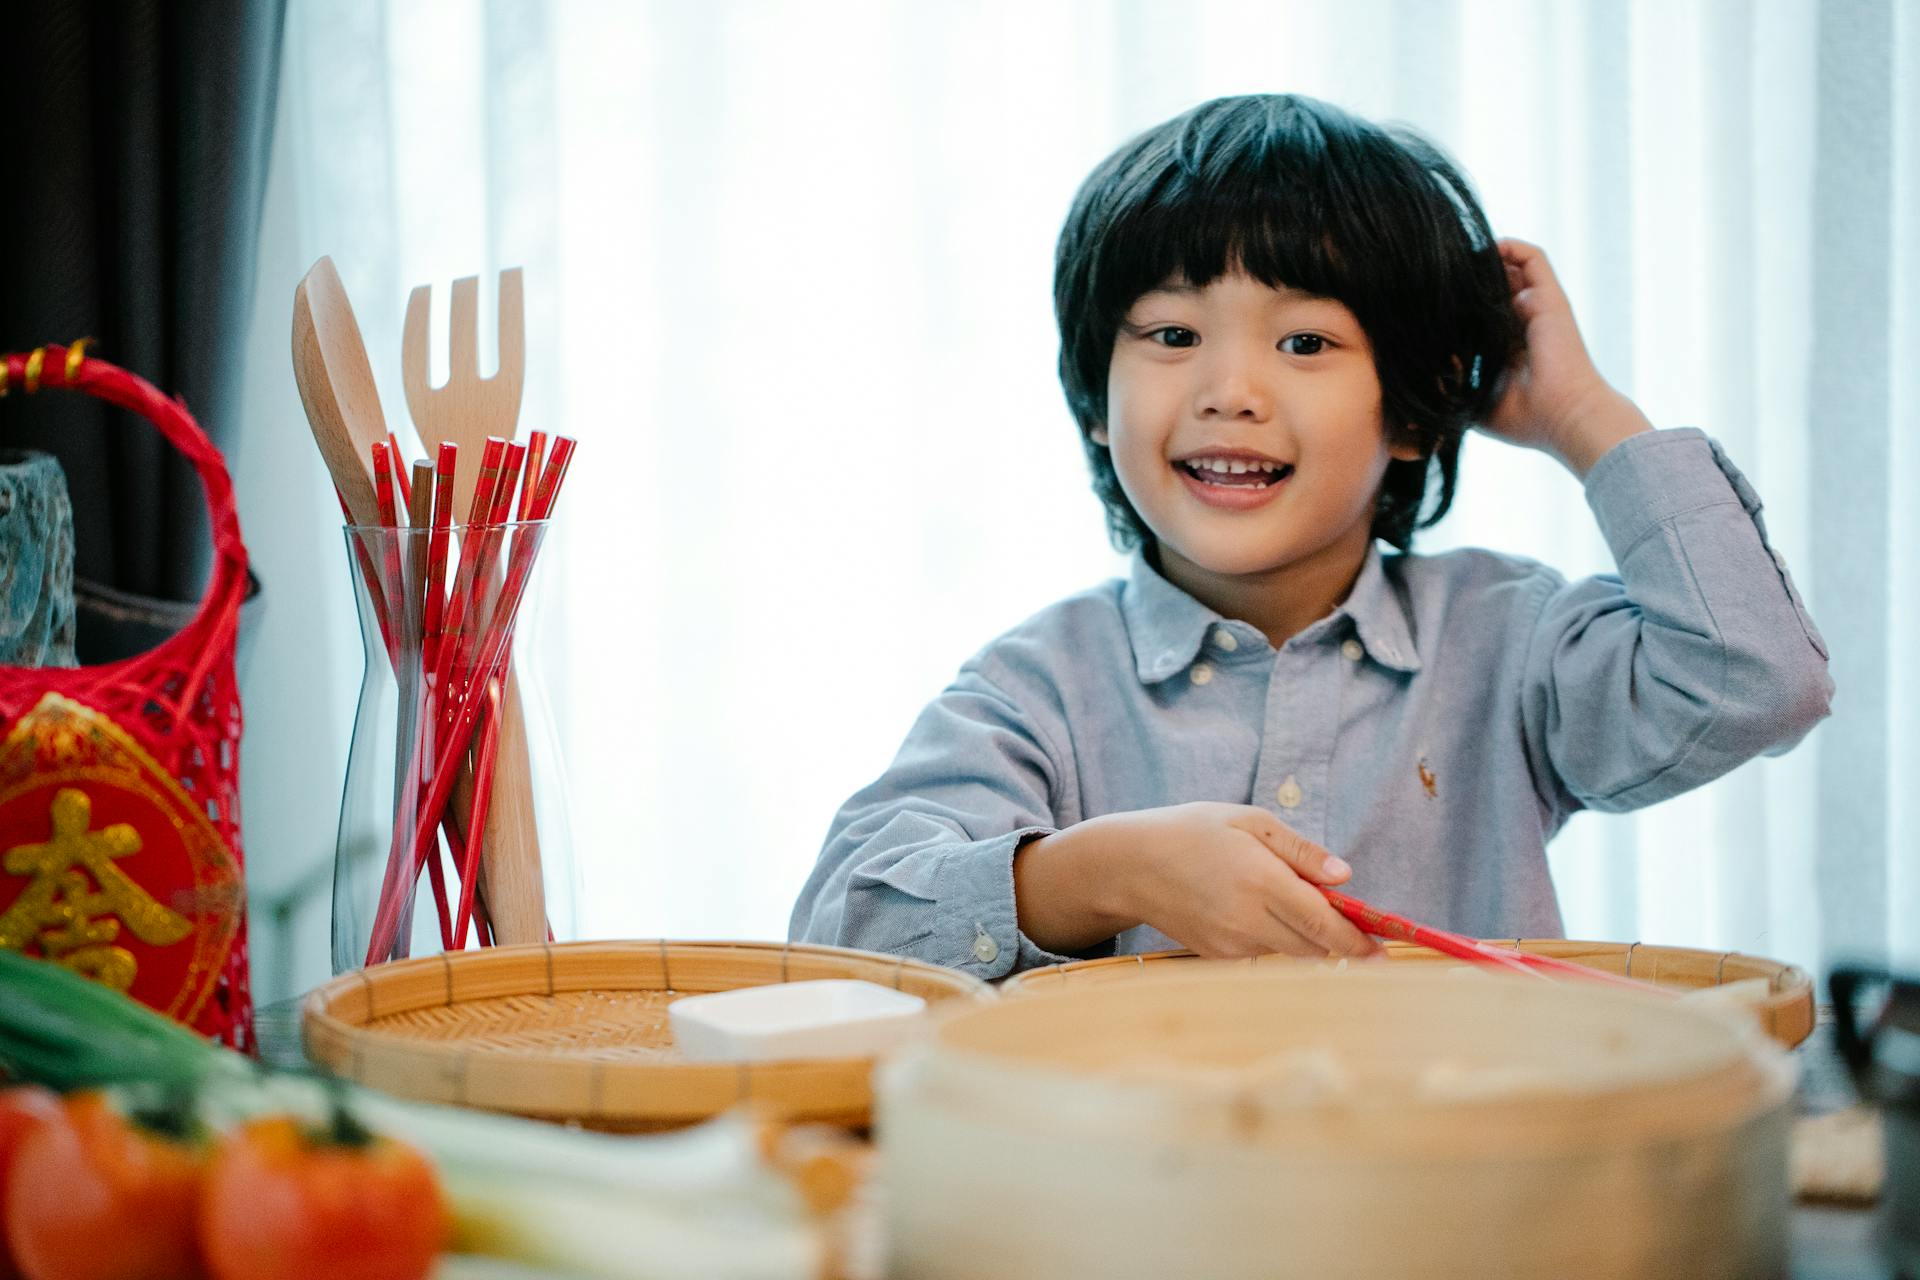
[1484,240,1832,811]
[787,667,1093,980]
[789,668,1378,977]
[1521,427,1831,812]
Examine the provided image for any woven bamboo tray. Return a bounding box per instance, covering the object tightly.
[301,939,992,1130]
[1000,939,1815,1048]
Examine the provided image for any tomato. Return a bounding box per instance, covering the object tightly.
[198,1113,448,1280]
[3,1091,206,1280]
[0,1086,63,1280]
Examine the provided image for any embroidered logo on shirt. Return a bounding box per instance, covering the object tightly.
[1417,757,1438,799]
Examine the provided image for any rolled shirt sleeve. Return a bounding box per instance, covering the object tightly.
[1521,428,1834,815]
[787,666,1094,979]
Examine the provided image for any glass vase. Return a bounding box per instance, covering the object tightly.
[332,521,574,973]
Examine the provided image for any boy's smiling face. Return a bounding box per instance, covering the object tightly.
[1098,271,1419,631]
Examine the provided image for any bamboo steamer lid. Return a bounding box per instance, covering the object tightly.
[878,966,1796,1280]
[1003,940,1817,1048]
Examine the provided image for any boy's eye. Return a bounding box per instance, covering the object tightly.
[1147,326,1199,348]
[1281,333,1327,356]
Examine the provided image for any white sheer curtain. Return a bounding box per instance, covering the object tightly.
[233,0,1916,1002]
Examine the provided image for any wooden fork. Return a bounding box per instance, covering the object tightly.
[399,267,546,947]
[402,270,526,520]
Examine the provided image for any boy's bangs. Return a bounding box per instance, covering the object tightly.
[1104,167,1362,318]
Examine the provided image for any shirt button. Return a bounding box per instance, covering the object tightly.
[1190,663,1213,685]
[971,930,999,964]
[1212,629,1238,652]
[1276,777,1303,809]
[1341,639,1364,662]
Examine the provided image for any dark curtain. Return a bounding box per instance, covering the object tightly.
[0,0,284,662]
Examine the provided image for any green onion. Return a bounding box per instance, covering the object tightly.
[0,952,823,1279]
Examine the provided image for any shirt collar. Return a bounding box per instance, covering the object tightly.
[1119,544,1423,683]
[1338,544,1423,673]
[1120,552,1225,684]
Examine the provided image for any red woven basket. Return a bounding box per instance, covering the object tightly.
[0,342,252,1049]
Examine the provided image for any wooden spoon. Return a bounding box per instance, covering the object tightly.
[292,256,390,527]
[400,267,546,947]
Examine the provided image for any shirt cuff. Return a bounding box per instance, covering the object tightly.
[1583,427,1755,560]
[934,826,1095,980]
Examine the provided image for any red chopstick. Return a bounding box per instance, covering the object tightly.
[431,438,508,724]
[365,439,442,959]
[407,461,453,951]
[446,441,527,946]
[451,438,546,949]
[1321,888,1669,995]
[451,675,505,949]
[388,432,412,507]
[368,439,410,653]
[516,431,548,521]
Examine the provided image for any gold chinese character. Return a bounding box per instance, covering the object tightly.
[0,788,190,990]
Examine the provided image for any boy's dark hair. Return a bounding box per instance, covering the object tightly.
[1053,94,1520,552]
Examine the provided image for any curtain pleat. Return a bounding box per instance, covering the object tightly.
[1810,0,1896,960]
[0,0,283,625]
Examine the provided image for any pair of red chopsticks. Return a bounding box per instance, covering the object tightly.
[1322,888,1670,995]
[347,429,575,966]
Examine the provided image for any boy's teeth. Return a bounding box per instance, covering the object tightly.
[1191,457,1278,472]
[1181,457,1292,487]
[1188,457,1281,471]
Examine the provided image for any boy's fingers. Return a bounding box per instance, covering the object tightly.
[1235,816,1348,884]
[1496,235,1543,262]
[1500,240,1565,301]
[1265,887,1379,958]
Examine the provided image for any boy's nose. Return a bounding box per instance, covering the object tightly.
[1194,351,1273,421]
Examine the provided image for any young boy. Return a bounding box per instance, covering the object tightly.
[789,94,1832,978]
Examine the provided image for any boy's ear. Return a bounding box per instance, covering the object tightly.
[1090,426,1110,446]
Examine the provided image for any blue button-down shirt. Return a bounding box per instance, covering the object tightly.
[790,429,1833,979]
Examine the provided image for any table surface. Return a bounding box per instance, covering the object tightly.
[258,997,1893,1279]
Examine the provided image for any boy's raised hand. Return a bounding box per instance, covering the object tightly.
[1480,238,1652,477]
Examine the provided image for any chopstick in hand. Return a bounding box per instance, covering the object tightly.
[1321,887,1670,995]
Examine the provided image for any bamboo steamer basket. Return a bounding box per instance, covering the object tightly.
[880,966,1796,1280]
[301,939,991,1130]
[1003,939,1816,1048]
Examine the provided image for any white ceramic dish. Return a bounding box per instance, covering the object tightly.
[669,979,929,1062]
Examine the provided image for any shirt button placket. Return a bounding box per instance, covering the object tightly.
[1252,643,1338,842]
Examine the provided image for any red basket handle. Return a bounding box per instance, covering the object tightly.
[0,342,250,695]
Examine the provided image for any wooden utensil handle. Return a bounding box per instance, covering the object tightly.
[477,671,546,944]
